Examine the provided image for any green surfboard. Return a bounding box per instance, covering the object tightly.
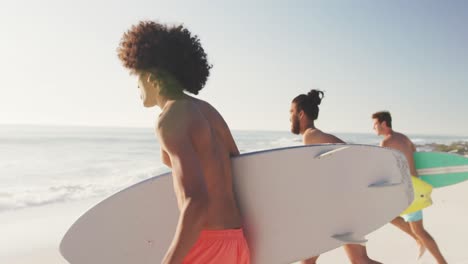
[415,152,468,188]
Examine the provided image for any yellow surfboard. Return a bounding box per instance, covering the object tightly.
[400,176,433,215]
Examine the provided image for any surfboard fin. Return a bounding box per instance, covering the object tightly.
[332,232,368,244]
[368,180,402,188]
[315,146,351,159]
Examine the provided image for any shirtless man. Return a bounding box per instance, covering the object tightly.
[290,89,381,264]
[118,21,250,264]
[372,111,447,264]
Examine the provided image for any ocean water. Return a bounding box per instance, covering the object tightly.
[1,125,467,213]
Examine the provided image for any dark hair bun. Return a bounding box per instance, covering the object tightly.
[307,89,324,106]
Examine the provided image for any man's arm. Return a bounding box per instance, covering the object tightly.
[411,142,417,152]
[409,142,419,177]
[381,138,418,176]
[228,132,240,157]
[158,121,209,264]
[161,148,172,167]
[214,109,239,157]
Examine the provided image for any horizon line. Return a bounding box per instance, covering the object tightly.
[1,123,467,138]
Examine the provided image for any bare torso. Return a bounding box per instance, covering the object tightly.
[158,96,242,230]
[381,131,418,176]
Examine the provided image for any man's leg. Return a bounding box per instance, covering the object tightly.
[343,244,382,264]
[409,219,447,264]
[391,216,417,239]
[391,216,425,257]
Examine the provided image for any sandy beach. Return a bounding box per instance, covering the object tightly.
[1,181,467,264]
[292,181,468,264]
[0,198,101,264]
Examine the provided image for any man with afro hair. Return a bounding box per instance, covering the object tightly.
[118,21,250,264]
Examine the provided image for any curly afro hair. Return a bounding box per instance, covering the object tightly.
[117,21,212,95]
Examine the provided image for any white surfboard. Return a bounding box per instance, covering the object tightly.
[60,144,414,264]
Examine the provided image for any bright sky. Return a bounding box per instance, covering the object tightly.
[1,0,467,135]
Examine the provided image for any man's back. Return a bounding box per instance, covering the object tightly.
[158,96,242,230]
[381,132,418,176]
[303,128,344,145]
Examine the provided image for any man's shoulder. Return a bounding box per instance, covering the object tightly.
[382,132,415,153]
[303,129,320,143]
[157,102,192,137]
[158,100,197,124]
[327,133,345,144]
[303,130,344,144]
[381,135,396,147]
[394,131,414,145]
[319,132,344,144]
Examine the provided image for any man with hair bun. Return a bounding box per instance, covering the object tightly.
[290,89,381,264]
[117,20,250,264]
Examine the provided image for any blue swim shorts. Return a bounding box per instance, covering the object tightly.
[402,210,423,222]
